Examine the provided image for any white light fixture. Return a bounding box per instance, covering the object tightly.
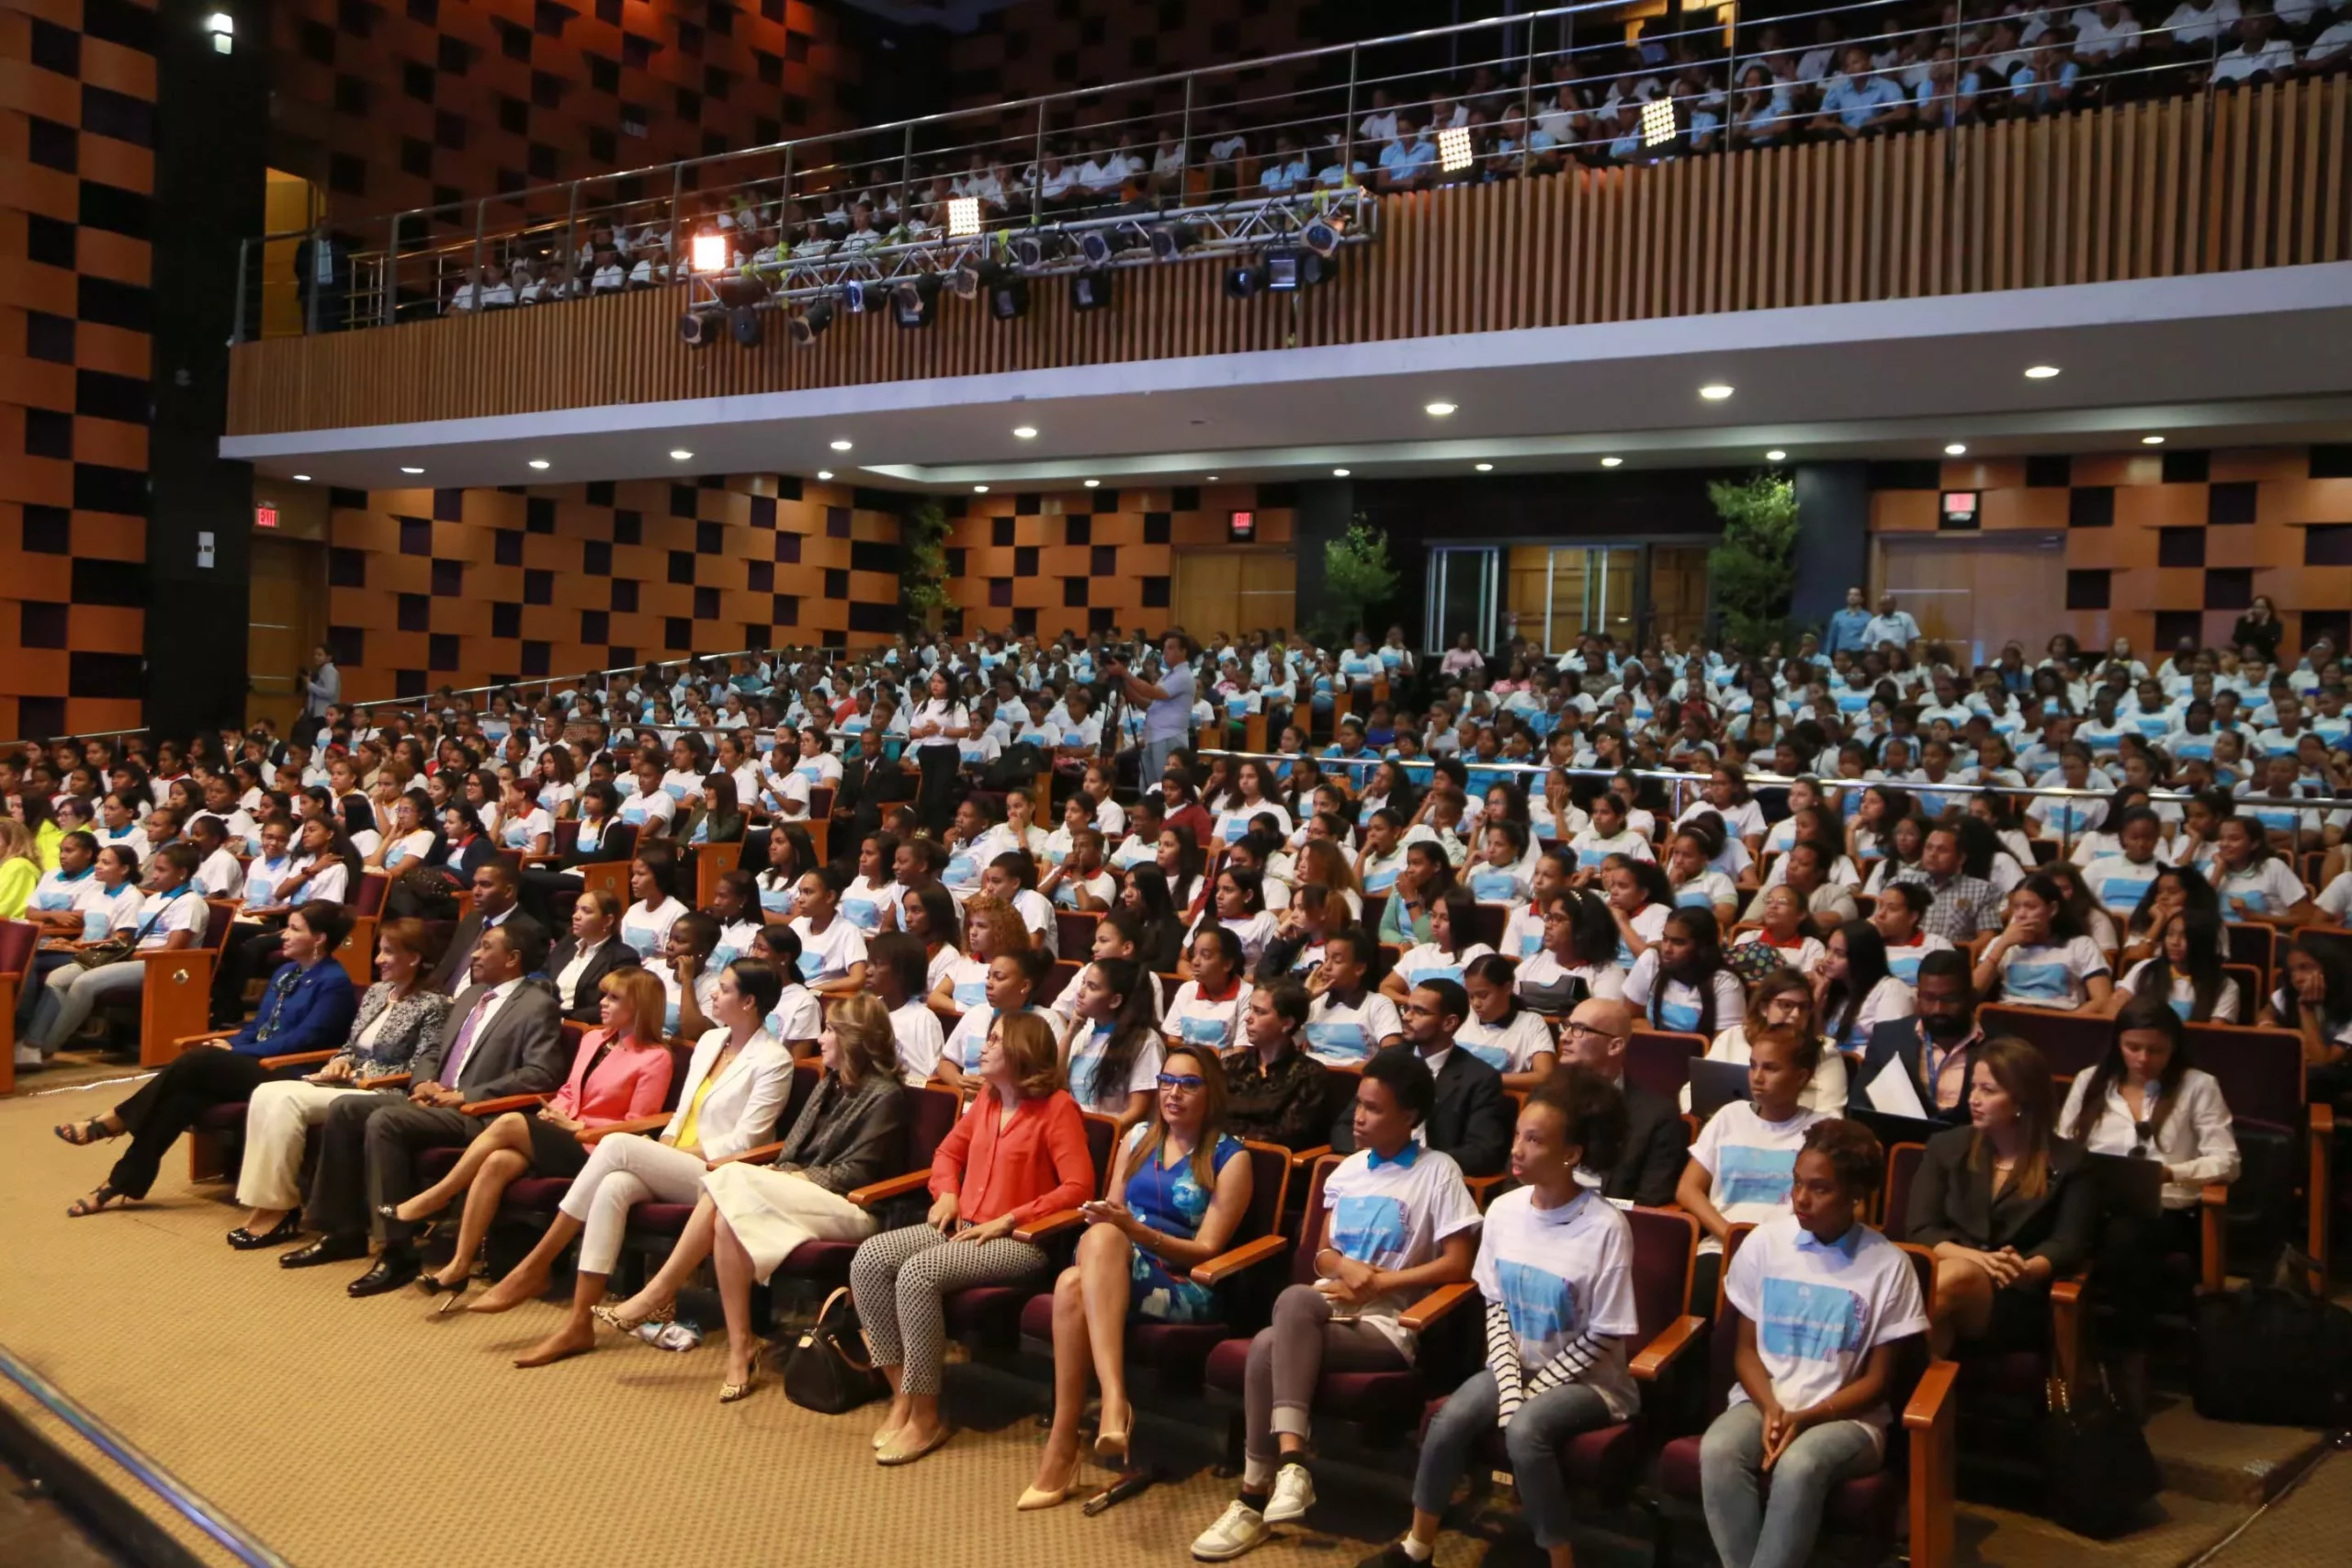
[973,484,989,493]
[2023,365,2062,379]
[206,12,233,51]
[527,458,550,470]
[292,474,311,481]
[1331,468,1351,477]
[1699,384,1735,400]
[1641,96,1677,148]
[1083,479,1101,489]
[1012,425,1038,440]
[1765,450,1787,462]
[669,448,694,461]
[400,466,424,475]
[1474,462,1494,472]
[2142,434,2166,446]
[947,197,982,239]
[1437,126,1475,173]
[1424,401,1458,417]
[690,232,729,274]
[816,469,833,480]
[1205,476,1220,482]
[1600,456,1623,468]
[1944,443,1968,456]
[830,438,854,452]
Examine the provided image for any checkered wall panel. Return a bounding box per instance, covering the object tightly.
[1870,445,2352,659]
[943,483,1292,643]
[269,0,863,224]
[947,0,1322,117]
[323,472,901,701]
[1,0,153,742]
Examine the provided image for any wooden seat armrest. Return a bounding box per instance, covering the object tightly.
[1012,1209,1086,1244]
[1287,1145,1332,1169]
[2306,1106,2333,1294]
[848,1168,933,1209]
[1464,1171,1512,1208]
[1904,1358,1961,1431]
[579,1113,670,1145]
[1189,1233,1290,1288]
[2048,1269,2089,1389]
[519,852,563,867]
[1397,1280,1478,1333]
[355,1073,411,1089]
[1629,1314,1708,1381]
[1904,1359,1962,1568]
[460,1093,549,1116]
[174,1030,237,1055]
[2199,1182,2231,1293]
[257,1049,340,1070]
[710,1141,786,1168]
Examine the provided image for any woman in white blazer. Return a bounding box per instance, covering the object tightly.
[469,958,793,1368]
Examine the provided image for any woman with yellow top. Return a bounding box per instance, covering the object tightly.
[0,820,42,919]
[9,794,65,874]
[468,957,791,1368]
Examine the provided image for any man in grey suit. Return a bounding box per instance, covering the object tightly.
[281,921,567,1295]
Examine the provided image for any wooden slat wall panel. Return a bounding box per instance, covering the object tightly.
[228,84,2352,438]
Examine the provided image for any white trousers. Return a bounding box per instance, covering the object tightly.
[237,1079,369,1210]
[557,1134,710,1276]
[702,1162,876,1283]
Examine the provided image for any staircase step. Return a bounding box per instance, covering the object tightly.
[1955,1491,2246,1568]
[2142,1397,2327,1506]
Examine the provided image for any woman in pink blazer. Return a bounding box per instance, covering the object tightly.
[381,967,675,1300]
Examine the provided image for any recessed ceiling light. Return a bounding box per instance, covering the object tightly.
[2024,366,2062,379]
[669,449,694,461]
[1331,468,1351,477]
[400,466,424,475]
[830,438,854,452]
[1474,462,1494,472]
[1083,479,1101,489]
[1699,384,1735,400]
[1206,476,1220,482]
[1012,426,1038,440]
[2141,434,2165,446]
[973,484,989,493]
[292,474,311,481]
[1944,443,1968,456]
[1424,401,1458,417]
[816,469,833,480]
[1765,450,1787,462]
[1600,457,1623,468]
[527,459,550,470]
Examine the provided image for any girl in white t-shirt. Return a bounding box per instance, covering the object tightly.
[1161,927,1253,1053]
[1455,954,1559,1088]
[1731,885,1826,980]
[1813,919,1915,1054]
[618,854,689,960]
[2109,907,2241,1023]
[28,843,210,1061]
[789,867,871,996]
[1974,874,2114,1012]
[1380,887,1496,1002]
[1623,909,1748,1037]
[1677,1025,1828,1300]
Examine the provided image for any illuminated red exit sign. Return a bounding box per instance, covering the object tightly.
[1228,509,1255,542]
[255,505,279,529]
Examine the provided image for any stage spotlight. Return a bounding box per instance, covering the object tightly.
[1079,230,1115,267]
[691,232,729,273]
[715,275,768,309]
[1071,270,1114,312]
[1148,222,1198,261]
[986,267,1030,321]
[1301,218,1341,257]
[787,297,835,347]
[947,197,982,238]
[1265,248,1301,292]
[1437,125,1475,173]
[729,303,762,346]
[1223,263,1262,300]
[891,275,941,329]
[1642,97,1677,148]
[843,278,873,313]
[677,309,721,346]
[947,263,981,301]
[1011,230,1066,270]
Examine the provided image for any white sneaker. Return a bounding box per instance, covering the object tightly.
[13,1044,40,1069]
[1262,1461,1317,1525]
[1191,1500,1270,1561]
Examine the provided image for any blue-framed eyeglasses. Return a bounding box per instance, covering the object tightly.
[1156,1073,1206,1091]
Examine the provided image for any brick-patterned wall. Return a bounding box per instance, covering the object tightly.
[268,0,865,224]
[946,0,1326,123]
[1,0,153,741]
[1871,445,2352,660]
[943,481,1290,644]
[321,473,902,701]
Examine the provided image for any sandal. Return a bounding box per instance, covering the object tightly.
[53,1119,114,1147]
[67,1186,127,1217]
[593,1301,675,1336]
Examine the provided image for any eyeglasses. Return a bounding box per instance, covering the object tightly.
[1156,1073,1206,1091]
[1560,1021,1624,1043]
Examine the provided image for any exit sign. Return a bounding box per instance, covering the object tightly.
[255,504,279,529]
[1939,491,1979,531]
[1228,509,1255,542]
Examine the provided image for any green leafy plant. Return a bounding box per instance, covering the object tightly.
[1705,472,1800,649]
[1311,515,1401,646]
[901,500,954,626]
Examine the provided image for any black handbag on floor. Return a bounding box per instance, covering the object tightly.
[2192,1247,2352,1429]
[2038,1371,2160,1539]
[784,1287,888,1415]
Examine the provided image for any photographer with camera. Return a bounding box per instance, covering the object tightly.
[1111,632,1199,795]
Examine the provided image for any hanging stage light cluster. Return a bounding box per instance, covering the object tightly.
[675,187,1376,348]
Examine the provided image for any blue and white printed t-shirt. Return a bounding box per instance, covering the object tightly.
[1303,989,1404,1067]
[1724,1213,1929,1456]
[2079,853,2164,919]
[1320,1142,1483,1360]
[1992,935,2109,1010]
[1688,1100,1832,1254]
[1454,1009,1558,1073]
[1472,1186,1642,1419]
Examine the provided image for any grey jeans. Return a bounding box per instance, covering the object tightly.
[1139,734,1185,793]
[1699,1402,1883,1568]
[1415,1371,1615,1549]
[1242,1283,1408,1462]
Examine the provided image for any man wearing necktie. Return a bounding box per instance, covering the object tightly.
[281,922,566,1294]
[424,865,540,997]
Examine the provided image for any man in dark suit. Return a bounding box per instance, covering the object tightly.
[281,921,568,1294]
[543,895,641,1023]
[1327,980,1513,1176]
[424,863,541,997]
[1850,950,1984,1125]
[1558,996,1685,1206]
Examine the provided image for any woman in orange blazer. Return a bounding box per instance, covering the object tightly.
[852,1010,1094,1466]
[382,966,675,1298]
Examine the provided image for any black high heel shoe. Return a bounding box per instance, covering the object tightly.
[227,1209,304,1250]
